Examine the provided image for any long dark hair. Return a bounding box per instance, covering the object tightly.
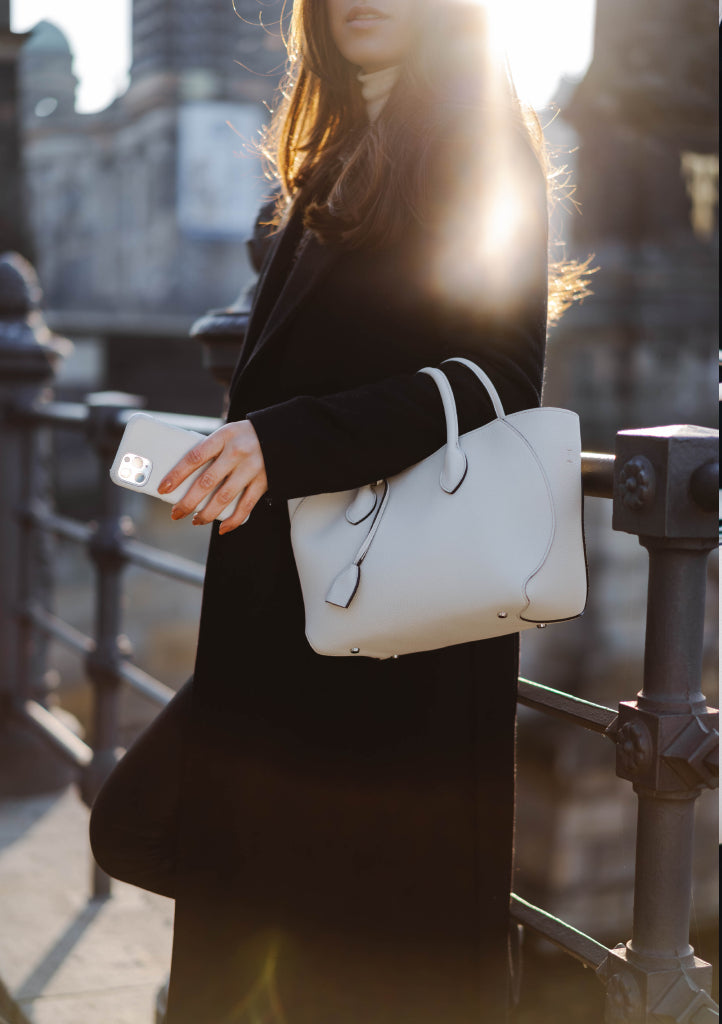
[261,0,593,323]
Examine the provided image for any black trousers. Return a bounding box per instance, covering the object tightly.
[89,679,192,900]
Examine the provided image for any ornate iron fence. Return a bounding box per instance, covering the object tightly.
[0,252,718,1023]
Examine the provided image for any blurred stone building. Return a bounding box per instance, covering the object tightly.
[546,0,718,447]
[18,0,284,413]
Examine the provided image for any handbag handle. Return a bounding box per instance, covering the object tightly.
[419,358,506,494]
[442,357,507,419]
[328,359,508,608]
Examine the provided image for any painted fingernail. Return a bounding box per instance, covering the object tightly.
[192,514,201,525]
[170,508,182,520]
[158,479,170,493]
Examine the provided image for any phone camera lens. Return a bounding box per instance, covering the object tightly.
[135,472,145,483]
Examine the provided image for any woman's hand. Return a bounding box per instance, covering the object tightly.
[158,420,268,535]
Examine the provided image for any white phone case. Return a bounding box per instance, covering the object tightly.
[109,413,238,522]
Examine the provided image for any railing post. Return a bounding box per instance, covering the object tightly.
[190,208,272,390]
[191,276,256,392]
[81,391,143,898]
[0,252,73,795]
[599,425,719,1024]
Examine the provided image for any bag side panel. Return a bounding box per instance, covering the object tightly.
[507,408,587,622]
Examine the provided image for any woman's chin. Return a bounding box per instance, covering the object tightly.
[339,39,406,73]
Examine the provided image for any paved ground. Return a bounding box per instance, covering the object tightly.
[0,785,605,1024]
[0,787,172,1024]
[0,787,608,1024]
[0,786,715,1024]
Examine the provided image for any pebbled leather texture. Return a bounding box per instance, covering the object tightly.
[288,361,587,658]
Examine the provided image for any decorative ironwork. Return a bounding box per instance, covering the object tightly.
[620,455,656,511]
[616,720,653,776]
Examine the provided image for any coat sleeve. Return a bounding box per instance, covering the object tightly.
[246,131,548,501]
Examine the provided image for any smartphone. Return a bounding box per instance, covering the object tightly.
[109,413,239,522]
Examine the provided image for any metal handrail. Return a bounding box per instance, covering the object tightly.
[117,662,177,706]
[24,505,206,585]
[517,677,618,736]
[19,699,93,768]
[15,397,222,437]
[510,894,610,970]
[122,538,205,585]
[580,451,615,498]
[25,603,94,656]
[25,604,177,709]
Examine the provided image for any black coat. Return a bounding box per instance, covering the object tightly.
[166,133,548,1024]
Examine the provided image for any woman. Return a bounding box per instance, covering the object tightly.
[90,1,582,1020]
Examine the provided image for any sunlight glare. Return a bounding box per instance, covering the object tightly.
[470,0,596,109]
[477,185,525,268]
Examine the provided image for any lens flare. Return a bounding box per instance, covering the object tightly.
[477,183,527,265]
[451,0,595,108]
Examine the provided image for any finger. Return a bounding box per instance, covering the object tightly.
[217,477,268,535]
[158,434,223,495]
[170,451,241,520]
[190,466,250,526]
[186,430,266,521]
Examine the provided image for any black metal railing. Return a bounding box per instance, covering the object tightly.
[0,252,718,1024]
[12,394,217,894]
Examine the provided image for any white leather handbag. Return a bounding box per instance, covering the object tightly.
[288,358,587,659]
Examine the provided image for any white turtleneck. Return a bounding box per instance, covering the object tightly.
[357,65,401,122]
